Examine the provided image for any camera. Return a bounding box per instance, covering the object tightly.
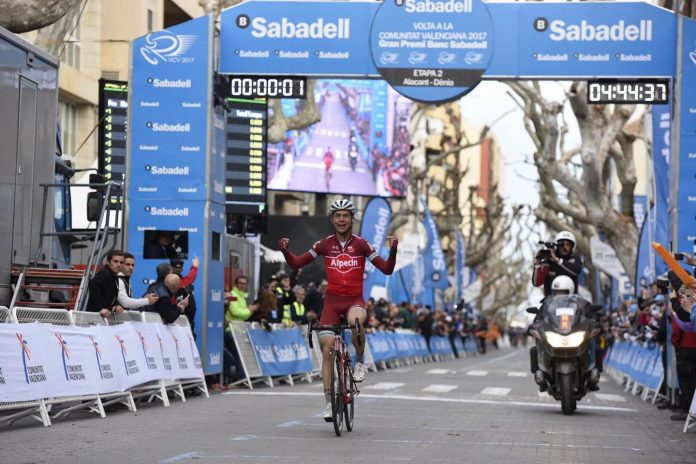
[536,241,555,263]
[656,277,670,294]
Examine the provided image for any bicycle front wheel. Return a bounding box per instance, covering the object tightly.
[344,357,354,432]
[330,348,344,436]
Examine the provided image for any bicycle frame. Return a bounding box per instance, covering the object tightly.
[308,317,361,436]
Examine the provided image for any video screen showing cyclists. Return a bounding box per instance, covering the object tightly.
[266,79,412,198]
[278,199,399,421]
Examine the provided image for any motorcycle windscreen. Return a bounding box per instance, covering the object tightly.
[542,295,583,334]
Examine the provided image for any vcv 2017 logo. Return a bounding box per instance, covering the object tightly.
[140,30,198,65]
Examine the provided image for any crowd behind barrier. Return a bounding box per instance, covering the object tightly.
[0,306,206,427]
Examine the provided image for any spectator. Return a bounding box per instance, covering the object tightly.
[144,262,172,295]
[286,285,310,325]
[116,253,158,310]
[220,275,256,390]
[251,278,280,324]
[275,272,295,324]
[401,303,419,329]
[87,250,126,318]
[147,274,189,323]
[672,274,696,420]
[171,257,199,334]
[304,279,327,322]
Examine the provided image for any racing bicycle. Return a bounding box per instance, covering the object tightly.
[308,316,361,436]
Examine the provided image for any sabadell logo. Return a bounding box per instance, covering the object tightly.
[144,206,189,217]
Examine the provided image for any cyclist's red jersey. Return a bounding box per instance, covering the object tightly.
[309,234,377,297]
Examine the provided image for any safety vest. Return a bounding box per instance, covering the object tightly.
[283,301,306,325]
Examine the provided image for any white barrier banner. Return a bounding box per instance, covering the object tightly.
[155,324,178,380]
[168,325,204,380]
[43,325,112,398]
[0,322,202,403]
[108,323,161,390]
[131,322,167,379]
[84,326,122,395]
[0,323,50,402]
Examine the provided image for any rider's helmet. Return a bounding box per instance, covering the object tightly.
[554,231,576,251]
[329,199,356,216]
[551,275,575,295]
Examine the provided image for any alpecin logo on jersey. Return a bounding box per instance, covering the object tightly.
[328,254,360,273]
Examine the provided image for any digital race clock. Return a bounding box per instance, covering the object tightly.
[221,75,307,99]
[586,79,669,105]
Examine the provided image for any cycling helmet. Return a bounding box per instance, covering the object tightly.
[551,275,575,295]
[554,231,576,250]
[329,199,355,216]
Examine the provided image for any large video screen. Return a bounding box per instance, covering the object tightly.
[267,80,411,197]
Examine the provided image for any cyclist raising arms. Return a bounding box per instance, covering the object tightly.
[279,199,398,421]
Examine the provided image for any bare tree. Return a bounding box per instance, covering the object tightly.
[507,81,640,285]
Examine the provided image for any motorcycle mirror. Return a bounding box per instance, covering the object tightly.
[526,307,539,314]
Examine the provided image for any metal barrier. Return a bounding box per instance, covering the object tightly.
[0,307,206,427]
[13,307,72,326]
[228,321,270,389]
[0,306,14,323]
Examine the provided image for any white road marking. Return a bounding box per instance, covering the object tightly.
[364,382,406,391]
[537,391,549,398]
[224,391,638,412]
[480,387,511,396]
[599,377,608,383]
[466,370,488,376]
[507,372,528,377]
[427,369,452,375]
[277,420,302,427]
[593,393,626,402]
[160,452,202,463]
[422,384,458,393]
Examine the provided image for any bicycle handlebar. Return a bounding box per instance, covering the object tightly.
[307,318,362,348]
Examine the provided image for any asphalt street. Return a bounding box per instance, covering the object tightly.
[2,347,696,464]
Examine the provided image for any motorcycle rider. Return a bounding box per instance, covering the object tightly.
[532,231,583,296]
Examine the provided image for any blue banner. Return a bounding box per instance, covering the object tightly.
[428,335,453,356]
[651,103,670,277]
[360,197,392,298]
[129,15,213,202]
[420,196,448,288]
[486,2,677,79]
[366,331,397,362]
[220,1,379,76]
[676,17,696,255]
[219,1,675,81]
[455,230,466,302]
[247,328,313,376]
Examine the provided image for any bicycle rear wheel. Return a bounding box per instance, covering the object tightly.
[344,357,355,432]
[330,348,344,436]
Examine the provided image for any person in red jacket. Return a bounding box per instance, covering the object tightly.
[279,198,398,422]
[670,272,696,421]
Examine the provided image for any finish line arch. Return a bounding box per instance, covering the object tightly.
[124,1,695,373]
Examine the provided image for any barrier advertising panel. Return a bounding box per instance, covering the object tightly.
[246,327,313,376]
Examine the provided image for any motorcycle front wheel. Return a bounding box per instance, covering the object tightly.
[560,373,576,415]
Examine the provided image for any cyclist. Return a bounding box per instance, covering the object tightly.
[323,146,334,188]
[279,198,398,421]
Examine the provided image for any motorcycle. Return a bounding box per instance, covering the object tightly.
[349,145,358,171]
[527,294,602,415]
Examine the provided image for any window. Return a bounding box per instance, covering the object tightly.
[60,22,81,69]
[143,230,189,260]
[59,101,77,157]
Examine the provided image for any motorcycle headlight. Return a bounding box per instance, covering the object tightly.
[545,331,585,348]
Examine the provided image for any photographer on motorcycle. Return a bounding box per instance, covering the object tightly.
[532,231,583,297]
